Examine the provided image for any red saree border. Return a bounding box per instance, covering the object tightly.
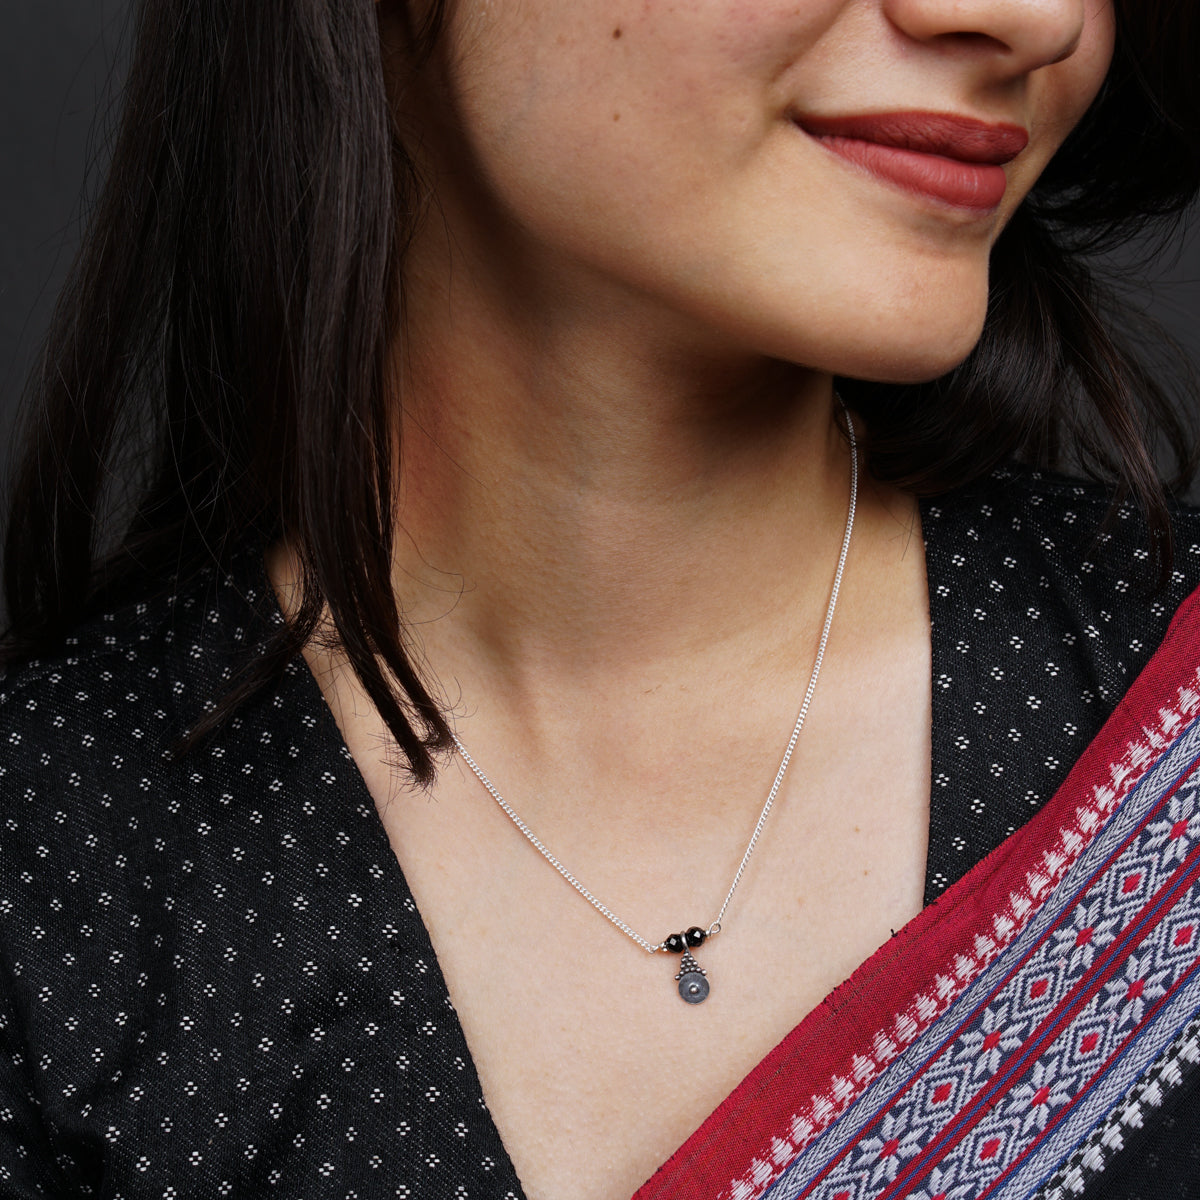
[632,583,1200,1200]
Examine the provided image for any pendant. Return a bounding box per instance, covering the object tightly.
[664,926,711,1004]
[675,950,709,1004]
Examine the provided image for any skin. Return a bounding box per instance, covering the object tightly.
[273,1,1116,1197]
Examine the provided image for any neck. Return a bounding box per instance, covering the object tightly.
[392,266,854,698]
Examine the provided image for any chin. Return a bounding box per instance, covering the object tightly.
[827,305,989,386]
[860,341,983,386]
[737,262,992,386]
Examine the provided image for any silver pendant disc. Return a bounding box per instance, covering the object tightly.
[678,971,710,1004]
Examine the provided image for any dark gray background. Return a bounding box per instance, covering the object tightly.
[3,2,1199,490]
[2,2,130,459]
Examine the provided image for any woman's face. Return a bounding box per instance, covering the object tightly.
[400,0,1115,383]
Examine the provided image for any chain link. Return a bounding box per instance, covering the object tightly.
[452,408,859,955]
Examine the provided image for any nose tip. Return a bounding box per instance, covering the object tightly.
[883,0,1087,74]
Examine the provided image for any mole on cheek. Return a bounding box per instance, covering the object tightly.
[612,26,622,38]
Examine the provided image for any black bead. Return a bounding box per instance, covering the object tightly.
[685,926,707,948]
[664,932,686,954]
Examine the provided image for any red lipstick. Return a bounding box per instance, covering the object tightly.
[795,112,1029,211]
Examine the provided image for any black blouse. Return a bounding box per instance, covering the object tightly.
[2,465,1200,1198]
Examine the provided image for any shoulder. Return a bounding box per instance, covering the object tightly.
[0,554,280,754]
[0,549,325,994]
[922,463,1200,705]
[0,555,285,877]
[923,462,1200,602]
[926,461,1200,561]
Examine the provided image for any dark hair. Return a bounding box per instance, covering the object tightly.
[4,0,1199,781]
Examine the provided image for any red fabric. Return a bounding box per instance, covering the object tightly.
[633,583,1200,1200]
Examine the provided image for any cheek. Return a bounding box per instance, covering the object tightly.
[439,23,694,249]
[445,0,841,198]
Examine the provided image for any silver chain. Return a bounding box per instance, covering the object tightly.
[451,408,859,955]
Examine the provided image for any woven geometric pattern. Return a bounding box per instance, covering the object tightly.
[636,586,1200,1200]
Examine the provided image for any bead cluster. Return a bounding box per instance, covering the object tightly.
[662,926,708,954]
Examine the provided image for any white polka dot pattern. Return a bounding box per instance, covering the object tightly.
[0,571,524,1197]
[2,464,1200,1196]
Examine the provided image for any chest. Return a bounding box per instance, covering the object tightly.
[362,640,933,1200]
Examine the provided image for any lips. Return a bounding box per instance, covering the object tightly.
[794,111,1029,211]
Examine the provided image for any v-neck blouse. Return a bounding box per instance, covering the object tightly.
[2,465,1200,1198]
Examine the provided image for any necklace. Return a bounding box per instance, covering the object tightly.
[452,409,858,1004]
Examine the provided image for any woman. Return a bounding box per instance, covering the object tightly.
[3,0,1200,1196]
